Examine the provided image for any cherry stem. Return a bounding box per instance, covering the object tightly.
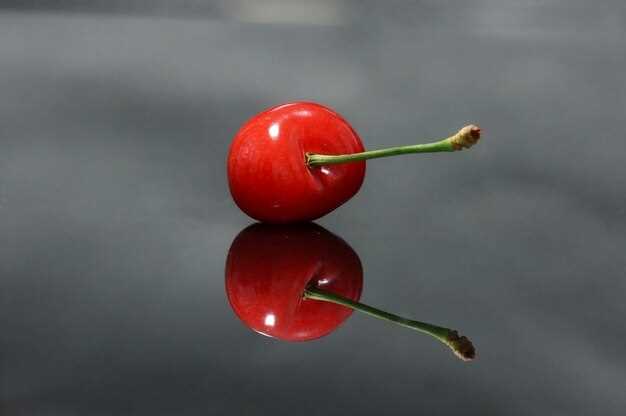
[303,286,475,361]
[306,124,481,167]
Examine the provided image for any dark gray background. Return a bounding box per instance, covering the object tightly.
[1,1,625,414]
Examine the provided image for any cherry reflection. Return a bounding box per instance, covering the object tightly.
[225,223,475,361]
[225,222,362,341]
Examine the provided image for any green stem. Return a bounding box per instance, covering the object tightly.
[306,124,481,167]
[303,286,475,361]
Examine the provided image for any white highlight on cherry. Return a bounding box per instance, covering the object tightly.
[264,313,276,326]
[268,123,280,140]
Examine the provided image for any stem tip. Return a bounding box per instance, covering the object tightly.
[445,330,476,361]
[450,124,481,151]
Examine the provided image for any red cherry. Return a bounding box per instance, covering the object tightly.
[225,222,363,341]
[228,101,482,223]
[227,102,366,223]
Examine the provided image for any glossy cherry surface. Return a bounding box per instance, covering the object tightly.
[225,222,363,341]
[227,102,366,223]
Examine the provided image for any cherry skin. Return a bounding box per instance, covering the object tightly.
[227,102,366,223]
[225,222,363,341]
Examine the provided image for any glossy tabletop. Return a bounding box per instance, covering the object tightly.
[1,2,625,415]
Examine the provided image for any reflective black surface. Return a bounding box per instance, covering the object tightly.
[1,2,625,414]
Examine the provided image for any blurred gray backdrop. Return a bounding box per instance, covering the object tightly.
[1,1,625,415]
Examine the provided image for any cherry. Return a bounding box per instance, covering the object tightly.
[227,101,481,223]
[225,223,476,361]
